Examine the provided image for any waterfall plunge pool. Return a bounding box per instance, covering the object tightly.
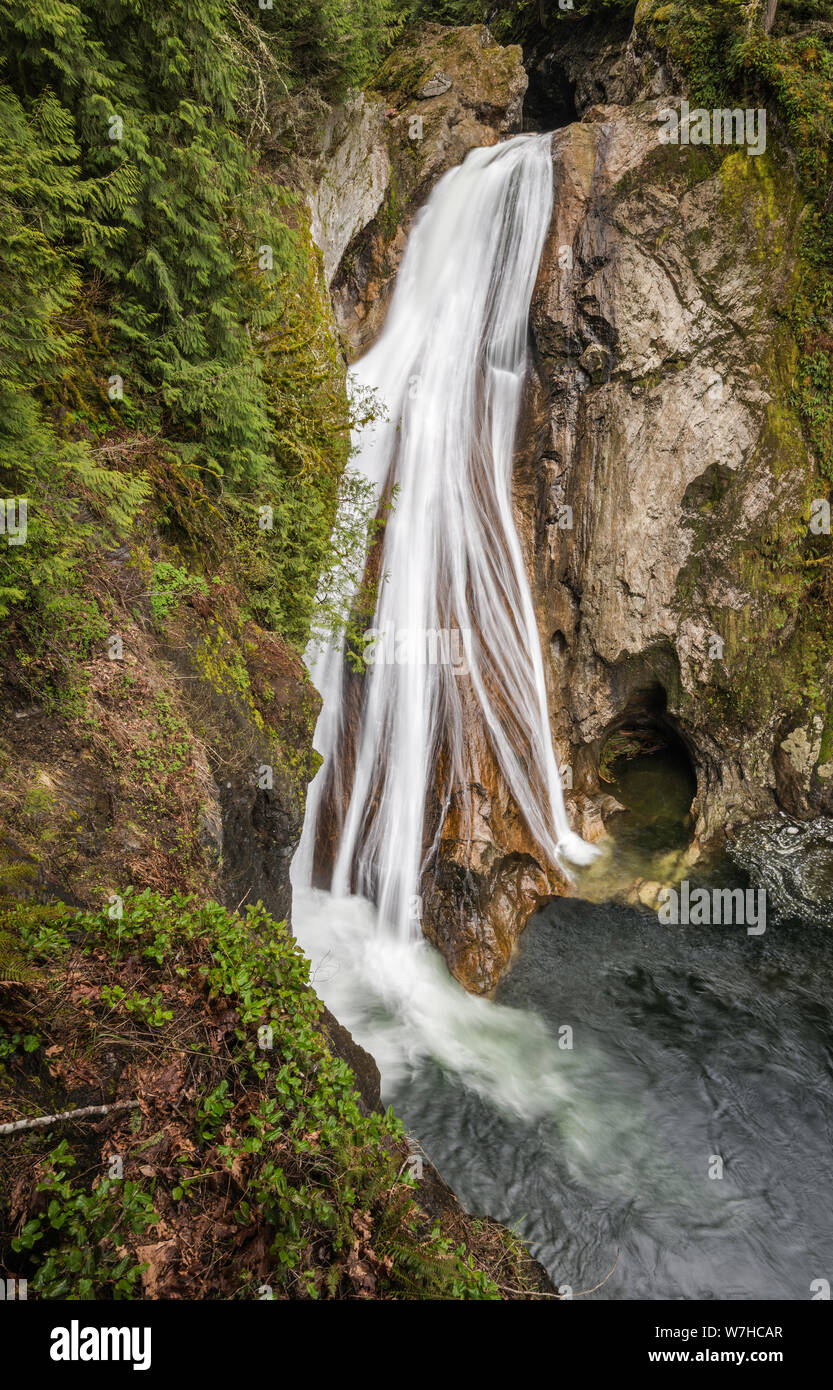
[294,746,833,1299]
[382,761,833,1301]
[388,891,833,1299]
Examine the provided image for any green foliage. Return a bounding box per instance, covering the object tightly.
[0,928,35,986]
[0,68,147,682]
[256,0,401,98]
[401,0,486,21]
[0,1,386,680]
[0,1029,40,1057]
[149,561,208,622]
[220,218,376,648]
[63,889,502,1297]
[2,0,285,486]
[11,1140,158,1299]
[195,1079,234,1142]
[131,693,192,784]
[0,83,87,394]
[99,983,174,1027]
[400,0,636,40]
[12,904,74,959]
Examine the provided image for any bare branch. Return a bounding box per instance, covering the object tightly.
[0,1099,139,1137]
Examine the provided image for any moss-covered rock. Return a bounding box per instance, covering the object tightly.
[329,23,528,356]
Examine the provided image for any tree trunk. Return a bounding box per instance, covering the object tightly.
[747,0,779,36]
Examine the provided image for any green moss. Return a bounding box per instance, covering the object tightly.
[717,149,791,271]
[379,166,405,240]
[195,624,264,734]
[615,139,722,201]
[374,53,432,100]
[818,699,833,765]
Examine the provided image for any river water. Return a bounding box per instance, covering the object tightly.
[385,752,833,1300]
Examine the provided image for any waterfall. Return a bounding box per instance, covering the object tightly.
[290,134,597,1114]
[295,133,594,930]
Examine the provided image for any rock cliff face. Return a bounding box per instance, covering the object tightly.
[317,19,832,992]
[523,101,829,849]
[0,573,319,928]
[319,23,528,357]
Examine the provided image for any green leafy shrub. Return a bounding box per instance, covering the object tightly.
[11,1141,158,1300]
[65,889,504,1297]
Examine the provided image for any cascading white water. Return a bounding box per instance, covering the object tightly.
[296,132,594,920]
[291,134,597,1118]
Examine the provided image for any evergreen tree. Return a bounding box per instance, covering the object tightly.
[0,0,391,668]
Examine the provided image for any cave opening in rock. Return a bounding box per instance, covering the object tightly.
[599,687,697,860]
[523,59,578,133]
[550,628,568,660]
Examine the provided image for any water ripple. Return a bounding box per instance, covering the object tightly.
[730,814,833,926]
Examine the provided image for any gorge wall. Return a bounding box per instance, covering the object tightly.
[524,101,823,841]
[317,15,832,993]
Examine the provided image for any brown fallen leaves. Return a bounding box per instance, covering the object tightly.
[0,938,260,1298]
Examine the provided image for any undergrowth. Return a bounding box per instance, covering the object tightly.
[0,893,545,1299]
